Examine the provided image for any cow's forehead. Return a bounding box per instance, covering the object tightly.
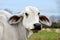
[24,6,39,14]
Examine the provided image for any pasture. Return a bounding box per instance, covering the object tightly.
[28,28,60,40]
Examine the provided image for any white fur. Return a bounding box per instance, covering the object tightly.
[0,6,51,40]
[0,10,12,18]
[0,10,27,40]
[22,6,40,29]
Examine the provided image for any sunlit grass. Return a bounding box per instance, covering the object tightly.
[28,28,60,40]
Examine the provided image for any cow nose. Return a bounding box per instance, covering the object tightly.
[33,23,41,30]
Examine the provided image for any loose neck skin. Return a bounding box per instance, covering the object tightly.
[2,22,27,40]
[17,22,27,40]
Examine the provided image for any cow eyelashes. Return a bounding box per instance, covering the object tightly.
[25,13,28,16]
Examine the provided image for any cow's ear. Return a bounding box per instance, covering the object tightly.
[8,15,23,25]
[39,15,52,26]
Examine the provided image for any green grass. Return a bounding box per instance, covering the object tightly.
[28,28,60,40]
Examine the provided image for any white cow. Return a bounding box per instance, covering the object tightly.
[0,6,52,40]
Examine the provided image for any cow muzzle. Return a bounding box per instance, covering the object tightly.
[31,23,42,33]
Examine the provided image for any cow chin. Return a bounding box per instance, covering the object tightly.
[31,29,41,33]
[31,26,42,33]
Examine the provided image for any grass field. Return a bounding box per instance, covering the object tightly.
[28,28,60,40]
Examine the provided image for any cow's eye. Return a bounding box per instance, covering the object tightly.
[25,13,29,16]
[38,12,40,15]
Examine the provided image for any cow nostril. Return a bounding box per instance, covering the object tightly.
[34,24,37,27]
[33,23,41,30]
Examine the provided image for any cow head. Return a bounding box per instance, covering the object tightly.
[8,6,52,32]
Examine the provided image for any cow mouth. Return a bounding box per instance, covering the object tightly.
[31,27,41,33]
[31,29,40,33]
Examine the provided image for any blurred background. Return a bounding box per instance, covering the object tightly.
[0,0,60,40]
